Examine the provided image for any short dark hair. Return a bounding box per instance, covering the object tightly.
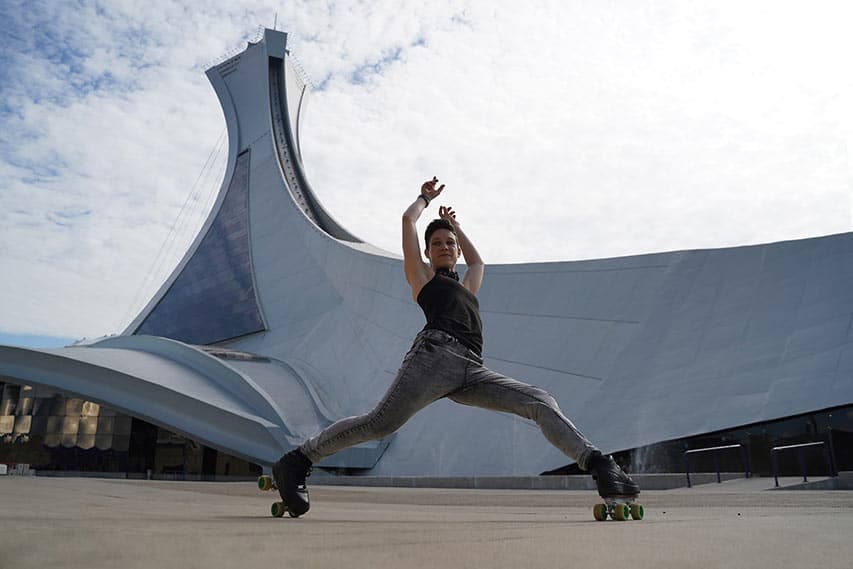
[424,219,456,249]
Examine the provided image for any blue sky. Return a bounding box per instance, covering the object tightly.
[0,333,76,349]
[1,0,852,344]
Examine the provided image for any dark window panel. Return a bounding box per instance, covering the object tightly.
[135,150,266,344]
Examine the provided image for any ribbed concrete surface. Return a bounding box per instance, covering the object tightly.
[2,477,852,569]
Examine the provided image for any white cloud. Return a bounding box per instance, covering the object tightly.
[0,0,851,339]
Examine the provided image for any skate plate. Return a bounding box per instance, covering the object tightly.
[257,475,302,518]
[593,495,643,521]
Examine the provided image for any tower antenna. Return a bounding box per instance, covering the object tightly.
[274,12,278,30]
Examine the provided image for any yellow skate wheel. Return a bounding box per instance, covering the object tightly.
[258,475,274,491]
[271,502,287,518]
[593,504,608,521]
[630,504,644,520]
[612,503,629,521]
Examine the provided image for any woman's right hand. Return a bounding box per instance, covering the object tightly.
[421,176,445,201]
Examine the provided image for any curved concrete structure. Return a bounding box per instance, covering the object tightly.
[2,29,852,475]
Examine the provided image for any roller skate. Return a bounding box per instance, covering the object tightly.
[586,451,644,521]
[257,449,313,518]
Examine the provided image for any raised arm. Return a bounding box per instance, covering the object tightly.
[438,205,485,295]
[402,177,444,300]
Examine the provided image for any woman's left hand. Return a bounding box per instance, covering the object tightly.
[438,205,459,226]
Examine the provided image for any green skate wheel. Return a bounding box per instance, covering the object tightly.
[612,503,629,521]
[258,475,274,491]
[593,504,608,521]
[271,502,286,517]
[630,504,644,520]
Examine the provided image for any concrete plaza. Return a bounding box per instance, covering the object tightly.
[2,476,851,569]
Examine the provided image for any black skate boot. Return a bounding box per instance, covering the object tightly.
[587,451,640,498]
[272,449,313,517]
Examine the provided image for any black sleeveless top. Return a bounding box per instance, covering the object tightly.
[416,272,483,356]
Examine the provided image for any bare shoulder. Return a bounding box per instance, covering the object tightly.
[461,263,485,295]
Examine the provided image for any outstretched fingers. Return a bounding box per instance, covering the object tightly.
[421,176,446,200]
[439,205,457,224]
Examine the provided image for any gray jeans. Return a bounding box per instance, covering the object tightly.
[300,329,598,470]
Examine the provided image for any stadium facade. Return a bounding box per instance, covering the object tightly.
[1,29,852,478]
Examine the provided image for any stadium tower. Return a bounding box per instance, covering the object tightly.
[2,29,852,478]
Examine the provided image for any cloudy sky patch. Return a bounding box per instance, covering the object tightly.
[0,0,851,342]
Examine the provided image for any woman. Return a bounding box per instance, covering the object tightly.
[273,177,639,517]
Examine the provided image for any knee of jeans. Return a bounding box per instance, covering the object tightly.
[527,392,561,421]
[366,409,405,438]
[531,388,558,409]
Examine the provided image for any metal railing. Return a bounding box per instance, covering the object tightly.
[683,444,750,488]
[770,442,835,488]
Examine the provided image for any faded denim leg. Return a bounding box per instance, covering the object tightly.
[299,333,468,464]
[449,364,599,470]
